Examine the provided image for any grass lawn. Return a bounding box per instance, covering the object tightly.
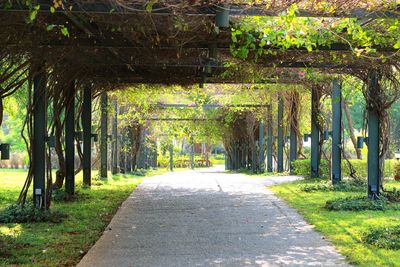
[0,168,165,266]
[270,178,400,267]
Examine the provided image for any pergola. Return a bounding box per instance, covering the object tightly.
[1,0,399,208]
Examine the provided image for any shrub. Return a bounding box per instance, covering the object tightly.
[383,188,400,203]
[0,203,66,223]
[393,161,400,180]
[52,189,89,202]
[301,180,366,192]
[292,159,397,179]
[325,196,389,211]
[363,225,400,250]
[157,154,213,168]
[292,159,330,178]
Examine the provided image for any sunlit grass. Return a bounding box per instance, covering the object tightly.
[270,179,400,267]
[0,168,165,266]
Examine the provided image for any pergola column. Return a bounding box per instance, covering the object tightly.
[277,95,284,173]
[190,135,195,170]
[267,105,273,172]
[82,84,92,186]
[311,86,320,178]
[65,82,75,195]
[111,97,119,174]
[153,141,158,168]
[169,143,173,171]
[100,93,108,178]
[331,78,342,184]
[119,134,125,173]
[289,94,298,173]
[33,65,47,209]
[367,70,380,198]
[259,121,265,173]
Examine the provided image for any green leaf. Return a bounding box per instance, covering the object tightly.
[60,26,70,37]
[29,5,40,22]
[394,39,400,49]
[50,6,55,13]
[145,0,157,13]
[46,24,56,31]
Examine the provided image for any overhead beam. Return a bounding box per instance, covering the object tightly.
[154,104,271,108]
[2,2,399,18]
[146,118,223,121]
[81,62,366,69]
[2,42,397,53]
[93,77,307,85]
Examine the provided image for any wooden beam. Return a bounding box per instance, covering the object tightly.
[2,2,399,18]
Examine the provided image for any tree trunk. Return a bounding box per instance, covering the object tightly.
[52,102,66,189]
[342,100,362,159]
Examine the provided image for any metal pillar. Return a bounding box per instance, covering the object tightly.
[311,86,320,178]
[82,84,92,186]
[120,133,126,173]
[65,82,75,195]
[289,97,298,174]
[331,79,342,184]
[153,141,158,168]
[33,66,47,209]
[169,143,173,171]
[367,70,380,198]
[277,96,284,173]
[259,121,265,173]
[123,132,128,172]
[100,93,108,178]
[112,98,119,174]
[206,149,210,167]
[190,136,195,169]
[252,141,257,173]
[267,105,273,172]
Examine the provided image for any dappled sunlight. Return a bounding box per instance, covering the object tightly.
[0,224,22,236]
[79,168,348,266]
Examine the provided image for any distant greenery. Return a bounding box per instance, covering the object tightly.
[157,154,221,168]
[0,84,28,152]
[292,159,399,179]
[270,179,400,266]
[0,168,163,266]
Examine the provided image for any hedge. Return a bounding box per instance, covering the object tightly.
[292,159,398,178]
[157,155,216,168]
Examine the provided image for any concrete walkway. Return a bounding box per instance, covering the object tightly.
[78,167,349,267]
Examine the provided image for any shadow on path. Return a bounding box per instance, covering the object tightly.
[78,167,349,267]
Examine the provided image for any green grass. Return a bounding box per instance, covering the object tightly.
[0,168,165,266]
[270,179,400,267]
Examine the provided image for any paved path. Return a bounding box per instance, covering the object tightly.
[78,167,349,267]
